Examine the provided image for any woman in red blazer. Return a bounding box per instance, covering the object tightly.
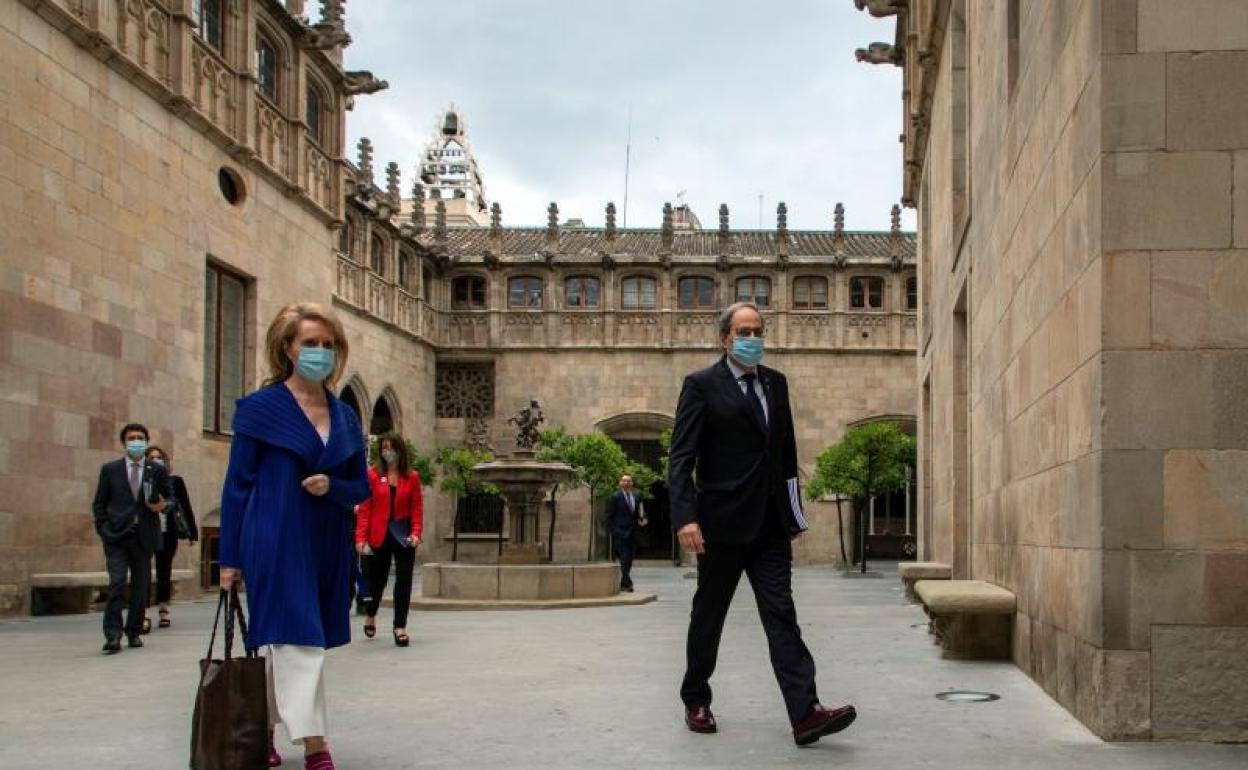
[354,432,423,647]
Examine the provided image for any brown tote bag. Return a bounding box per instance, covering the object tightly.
[189,587,269,770]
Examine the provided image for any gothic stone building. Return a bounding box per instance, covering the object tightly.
[0,0,917,613]
[337,167,919,566]
[863,0,1248,743]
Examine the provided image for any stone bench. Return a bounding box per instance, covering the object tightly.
[898,561,952,601]
[913,579,1016,660]
[30,569,195,615]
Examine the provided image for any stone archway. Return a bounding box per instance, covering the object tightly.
[845,413,917,561]
[370,386,402,435]
[595,411,676,562]
[339,375,369,425]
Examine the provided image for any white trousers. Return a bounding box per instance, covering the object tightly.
[266,644,327,744]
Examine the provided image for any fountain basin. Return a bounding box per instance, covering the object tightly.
[412,562,657,610]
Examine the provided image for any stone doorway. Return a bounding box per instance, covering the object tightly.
[615,438,676,562]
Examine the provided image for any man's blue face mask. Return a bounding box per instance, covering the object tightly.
[731,336,765,367]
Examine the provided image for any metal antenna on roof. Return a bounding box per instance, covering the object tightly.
[622,105,632,229]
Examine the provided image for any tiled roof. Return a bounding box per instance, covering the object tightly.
[430,228,916,260]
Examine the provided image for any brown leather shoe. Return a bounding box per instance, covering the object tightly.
[685,705,717,734]
[792,703,856,746]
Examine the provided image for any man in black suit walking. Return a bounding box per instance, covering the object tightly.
[668,302,857,746]
[607,474,647,592]
[91,423,170,653]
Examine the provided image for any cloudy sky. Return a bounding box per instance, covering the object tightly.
[340,1,911,232]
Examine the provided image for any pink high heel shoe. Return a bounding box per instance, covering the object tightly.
[304,750,335,770]
[267,729,282,767]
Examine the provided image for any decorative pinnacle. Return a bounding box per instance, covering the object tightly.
[777,201,788,235]
[321,0,345,27]
[718,203,729,234]
[411,182,426,232]
[385,161,400,204]
[434,198,448,243]
[605,202,617,235]
[891,203,902,235]
[834,202,845,236]
[356,137,374,184]
[490,202,502,233]
[546,202,559,240]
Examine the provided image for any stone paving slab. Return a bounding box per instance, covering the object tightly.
[0,564,1245,769]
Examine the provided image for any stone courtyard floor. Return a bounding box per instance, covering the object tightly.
[0,563,1245,769]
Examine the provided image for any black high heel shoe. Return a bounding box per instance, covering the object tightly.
[393,629,410,647]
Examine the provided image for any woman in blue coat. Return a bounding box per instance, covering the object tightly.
[219,302,369,770]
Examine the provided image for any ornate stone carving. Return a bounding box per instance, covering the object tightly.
[660,202,674,255]
[855,42,902,65]
[464,416,494,454]
[343,70,388,110]
[852,0,906,18]
[411,181,426,233]
[435,363,495,418]
[385,161,401,205]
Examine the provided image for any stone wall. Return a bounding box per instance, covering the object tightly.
[0,1,341,605]
[908,0,1248,742]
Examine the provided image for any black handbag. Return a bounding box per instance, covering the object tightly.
[167,497,193,540]
[190,587,269,770]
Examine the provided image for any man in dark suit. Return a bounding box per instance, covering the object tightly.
[606,474,647,592]
[92,423,170,653]
[668,302,857,746]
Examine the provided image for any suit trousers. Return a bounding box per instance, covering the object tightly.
[153,532,178,604]
[103,534,151,640]
[680,517,818,726]
[613,530,636,588]
[363,533,416,629]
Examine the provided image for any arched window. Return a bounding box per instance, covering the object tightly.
[508,276,543,308]
[398,250,415,293]
[905,276,918,311]
[338,218,353,257]
[792,276,828,309]
[565,276,600,308]
[677,276,716,309]
[305,80,325,145]
[422,265,434,300]
[850,276,885,310]
[735,276,771,307]
[191,0,224,51]
[621,275,657,309]
[370,234,386,276]
[256,34,280,103]
[452,275,487,309]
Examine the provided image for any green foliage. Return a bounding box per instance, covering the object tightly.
[367,436,436,487]
[537,427,656,500]
[434,446,498,499]
[658,426,673,480]
[806,421,916,502]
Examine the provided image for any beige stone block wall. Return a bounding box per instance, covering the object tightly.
[0,4,349,606]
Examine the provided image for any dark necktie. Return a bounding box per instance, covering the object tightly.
[129,462,141,499]
[626,493,634,511]
[741,373,767,429]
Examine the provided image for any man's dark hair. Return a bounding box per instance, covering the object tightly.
[119,423,149,443]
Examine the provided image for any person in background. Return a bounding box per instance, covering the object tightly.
[355,432,423,647]
[144,445,198,628]
[219,302,369,770]
[606,474,648,592]
[91,423,170,653]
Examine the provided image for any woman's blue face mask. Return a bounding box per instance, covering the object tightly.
[296,347,336,382]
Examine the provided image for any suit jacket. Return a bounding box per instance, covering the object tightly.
[668,356,809,545]
[355,466,424,549]
[607,489,644,538]
[92,457,172,551]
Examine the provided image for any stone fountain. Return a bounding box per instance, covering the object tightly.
[415,401,655,609]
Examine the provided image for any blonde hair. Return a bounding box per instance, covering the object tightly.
[262,302,348,389]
